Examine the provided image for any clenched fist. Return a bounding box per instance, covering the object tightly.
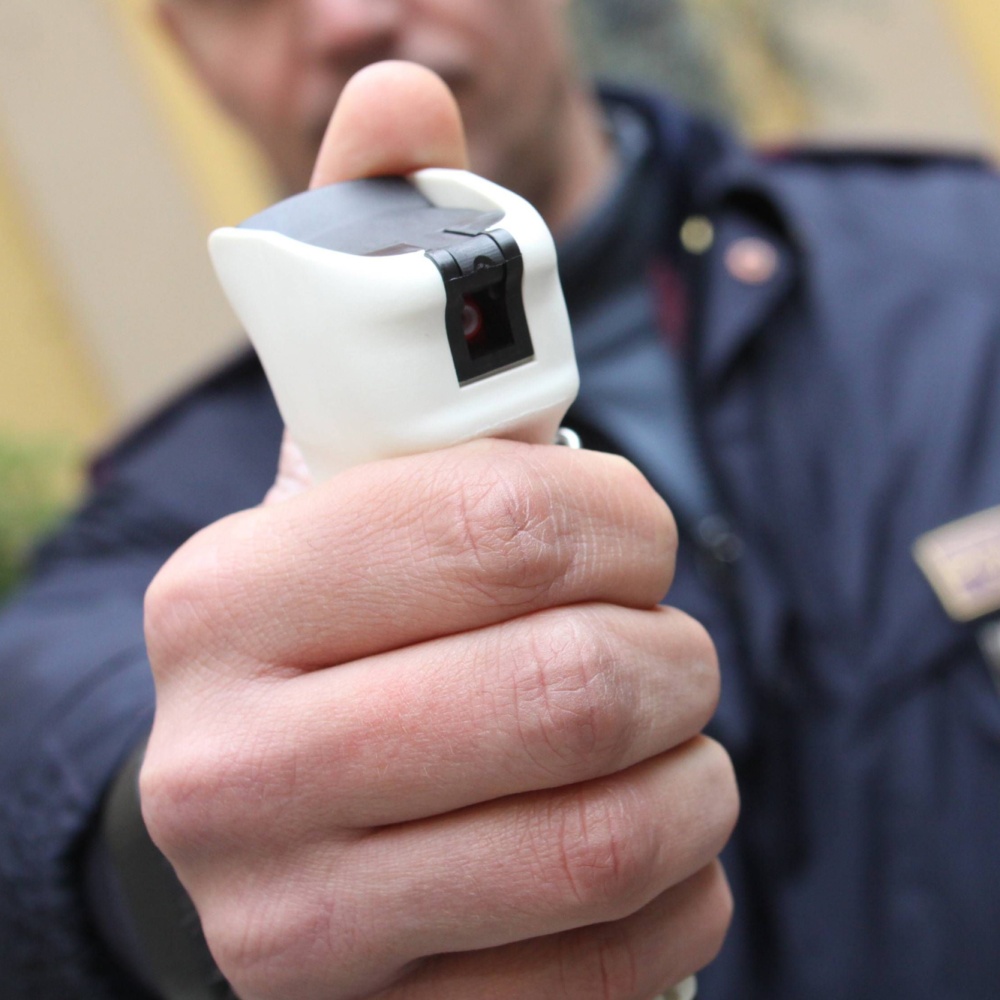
[141,63,737,1000]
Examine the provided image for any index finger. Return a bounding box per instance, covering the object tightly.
[145,440,677,675]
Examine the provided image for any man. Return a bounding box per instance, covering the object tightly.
[3,2,1000,998]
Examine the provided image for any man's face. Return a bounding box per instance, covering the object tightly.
[160,0,574,195]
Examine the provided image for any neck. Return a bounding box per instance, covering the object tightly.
[515,83,617,238]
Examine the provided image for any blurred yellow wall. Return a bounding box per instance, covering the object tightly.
[0,151,110,445]
[947,0,1000,136]
[108,0,274,232]
[0,0,273,449]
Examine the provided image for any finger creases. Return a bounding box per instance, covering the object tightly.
[199,749,734,1000]
[381,863,732,1000]
[207,862,730,1000]
[327,739,737,964]
[204,603,718,833]
[147,440,677,676]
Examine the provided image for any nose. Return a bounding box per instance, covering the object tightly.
[301,0,402,58]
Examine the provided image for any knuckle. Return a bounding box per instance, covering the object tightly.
[430,457,572,608]
[138,746,218,860]
[578,930,643,1000]
[201,896,283,996]
[139,731,261,865]
[143,559,192,669]
[144,511,264,674]
[549,783,656,916]
[143,529,231,670]
[513,611,633,779]
[198,901,253,987]
[204,875,371,1000]
[607,454,678,571]
[693,737,741,851]
[141,721,307,864]
[689,862,736,972]
[555,907,653,1000]
[204,898,292,997]
[705,863,736,960]
[675,612,722,727]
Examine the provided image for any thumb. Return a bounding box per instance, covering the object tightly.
[311,59,470,189]
[265,61,470,504]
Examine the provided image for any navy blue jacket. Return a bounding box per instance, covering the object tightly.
[4,91,1000,999]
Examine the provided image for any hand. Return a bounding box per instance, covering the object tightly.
[141,62,737,1000]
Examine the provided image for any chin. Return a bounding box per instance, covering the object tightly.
[463,138,502,185]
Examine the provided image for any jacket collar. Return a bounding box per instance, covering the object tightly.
[605,86,800,387]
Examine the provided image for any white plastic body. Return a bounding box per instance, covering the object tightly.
[209,168,579,482]
[662,976,698,1000]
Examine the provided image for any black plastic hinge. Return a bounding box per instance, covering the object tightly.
[426,228,535,385]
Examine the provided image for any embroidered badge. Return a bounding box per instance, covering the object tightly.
[913,505,1000,622]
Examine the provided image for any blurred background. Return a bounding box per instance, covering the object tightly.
[1,0,999,591]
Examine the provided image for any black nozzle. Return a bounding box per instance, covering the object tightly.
[426,229,535,385]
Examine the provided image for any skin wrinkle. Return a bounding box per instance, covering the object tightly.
[208,603,717,835]
[594,920,641,1000]
[145,611,724,888]
[350,794,607,954]
[248,446,609,667]
[279,485,406,656]
[256,482,423,669]
[365,871,716,999]
[391,457,508,621]
[204,835,392,996]
[194,444,675,674]
[143,519,248,679]
[446,460,570,612]
[517,610,628,781]
[557,778,647,916]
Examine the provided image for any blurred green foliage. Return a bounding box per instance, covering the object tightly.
[0,436,73,602]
